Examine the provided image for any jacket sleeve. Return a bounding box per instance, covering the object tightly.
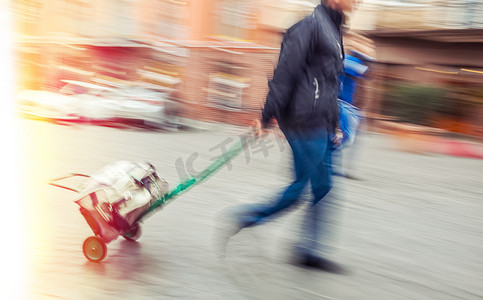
[261,20,315,127]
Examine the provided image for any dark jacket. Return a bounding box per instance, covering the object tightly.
[261,4,344,135]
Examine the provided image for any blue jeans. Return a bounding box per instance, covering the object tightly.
[234,129,334,256]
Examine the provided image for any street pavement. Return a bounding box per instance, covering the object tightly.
[8,118,483,300]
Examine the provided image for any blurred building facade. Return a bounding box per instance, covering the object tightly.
[13,0,319,126]
[12,0,483,134]
[350,0,483,135]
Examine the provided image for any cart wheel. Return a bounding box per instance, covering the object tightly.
[122,223,142,241]
[83,236,107,262]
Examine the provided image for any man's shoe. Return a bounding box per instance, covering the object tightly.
[344,173,361,181]
[294,254,347,274]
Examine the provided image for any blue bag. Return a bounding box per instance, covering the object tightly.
[338,99,360,148]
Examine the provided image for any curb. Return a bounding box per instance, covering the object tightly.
[176,117,249,134]
[373,121,483,159]
[178,118,483,159]
[428,138,483,159]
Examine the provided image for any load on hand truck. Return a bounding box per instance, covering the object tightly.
[50,133,251,262]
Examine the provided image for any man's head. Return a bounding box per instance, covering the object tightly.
[324,0,361,13]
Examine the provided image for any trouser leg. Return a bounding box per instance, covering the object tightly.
[235,136,309,227]
[298,133,335,256]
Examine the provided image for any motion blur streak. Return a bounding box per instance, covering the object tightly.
[0,3,25,300]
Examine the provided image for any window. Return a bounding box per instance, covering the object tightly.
[214,0,257,40]
[155,0,190,39]
[207,61,250,109]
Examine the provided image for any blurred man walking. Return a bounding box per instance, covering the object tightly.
[214,0,361,272]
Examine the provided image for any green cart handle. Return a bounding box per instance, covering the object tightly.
[137,131,257,222]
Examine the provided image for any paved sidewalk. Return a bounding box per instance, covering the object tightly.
[9,119,483,300]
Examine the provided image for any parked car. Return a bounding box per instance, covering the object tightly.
[15,89,81,122]
[59,80,122,124]
[16,80,172,129]
[110,85,169,128]
[63,80,170,128]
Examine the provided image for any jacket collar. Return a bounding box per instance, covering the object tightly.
[315,4,344,29]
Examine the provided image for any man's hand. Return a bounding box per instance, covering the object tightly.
[332,130,343,147]
[252,119,270,138]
